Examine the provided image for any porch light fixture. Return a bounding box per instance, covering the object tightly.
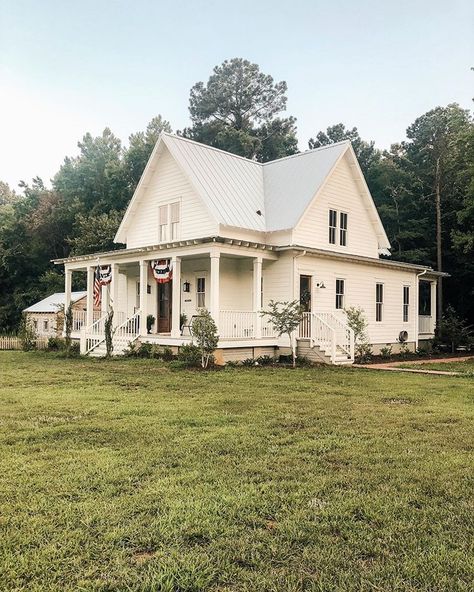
[183,281,191,293]
[316,281,326,289]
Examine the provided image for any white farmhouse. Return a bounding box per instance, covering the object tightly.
[54,134,443,363]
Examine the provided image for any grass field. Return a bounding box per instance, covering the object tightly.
[399,358,474,375]
[1,352,473,591]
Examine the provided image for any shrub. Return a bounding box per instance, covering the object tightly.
[255,355,275,366]
[345,306,372,363]
[192,309,218,368]
[162,346,174,361]
[69,342,80,356]
[178,344,201,367]
[296,355,312,367]
[123,341,140,357]
[398,341,410,359]
[47,337,65,351]
[241,358,257,367]
[137,342,153,358]
[380,345,392,359]
[435,305,472,353]
[225,360,239,368]
[19,314,37,351]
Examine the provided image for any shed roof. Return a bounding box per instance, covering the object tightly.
[23,291,87,313]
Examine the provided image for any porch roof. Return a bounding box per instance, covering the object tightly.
[52,236,277,265]
[276,245,450,277]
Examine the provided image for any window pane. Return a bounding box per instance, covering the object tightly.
[299,275,311,311]
[419,281,431,315]
[197,277,205,308]
[170,202,180,223]
[329,209,337,244]
[336,279,345,309]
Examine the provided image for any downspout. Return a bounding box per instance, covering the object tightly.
[415,269,428,350]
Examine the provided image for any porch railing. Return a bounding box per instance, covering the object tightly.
[72,310,101,332]
[418,315,433,334]
[219,311,277,339]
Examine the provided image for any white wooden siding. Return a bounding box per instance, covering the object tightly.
[293,153,380,258]
[125,147,217,248]
[296,254,418,344]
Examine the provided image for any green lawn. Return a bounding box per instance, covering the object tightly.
[399,357,474,375]
[1,352,473,592]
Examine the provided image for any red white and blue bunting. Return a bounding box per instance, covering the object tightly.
[98,265,112,285]
[150,259,173,284]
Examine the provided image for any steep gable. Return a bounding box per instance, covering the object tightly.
[293,148,390,257]
[117,143,217,248]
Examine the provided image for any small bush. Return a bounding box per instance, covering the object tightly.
[255,355,275,366]
[123,341,140,357]
[162,346,174,361]
[137,342,153,358]
[241,357,257,367]
[296,355,312,367]
[355,342,373,364]
[178,344,201,367]
[398,342,410,359]
[19,314,37,351]
[225,360,239,368]
[69,342,80,356]
[380,345,392,359]
[47,337,65,351]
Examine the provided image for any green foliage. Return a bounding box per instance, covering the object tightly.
[182,58,298,162]
[146,314,155,334]
[104,309,114,358]
[161,346,174,362]
[435,305,472,353]
[345,306,373,363]
[177,344,201,367]
[380,345,393,359]
[47,336,65,351]
[64,303,73,356]
[261,300,303,368]
[191,309,218,368]
[18,314,37,351]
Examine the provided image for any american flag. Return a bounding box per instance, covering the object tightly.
[93,266,102,307]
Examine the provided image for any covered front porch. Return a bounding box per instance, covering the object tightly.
[60,240,279,355]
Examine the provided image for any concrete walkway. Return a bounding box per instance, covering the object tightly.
[354,355,473,376]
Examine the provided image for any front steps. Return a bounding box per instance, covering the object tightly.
[297,339,353,365]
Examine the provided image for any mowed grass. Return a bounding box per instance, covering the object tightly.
[0,352,473,592]
[399,358,474,375]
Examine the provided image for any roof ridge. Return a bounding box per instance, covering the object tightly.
[162,132,262,167]
[262,140,351,167]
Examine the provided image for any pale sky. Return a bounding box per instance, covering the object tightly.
[0,0,473,191]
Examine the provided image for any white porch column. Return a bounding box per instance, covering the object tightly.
[210,251,220,330]
[431,281,437,333]
[139,260,148,336]
[64,268,72,312]
[111,263,120,326]
[86,266,94,327]
[253,256,263,338]
[171,256,181,338]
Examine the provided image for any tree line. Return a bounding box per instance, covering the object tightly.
[0,58,473,331]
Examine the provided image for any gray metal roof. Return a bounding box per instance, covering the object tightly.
[116,133,388,247]
[23,291,87,313]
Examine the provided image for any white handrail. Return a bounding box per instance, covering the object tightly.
[113,310,141,352]
[299,312,354,363]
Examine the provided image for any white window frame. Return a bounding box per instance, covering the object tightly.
[329,209,337,244]
[328,208,348,247]
[376,283,384,322]
[339,212,348,246]
[170,201,180,241]
[196,276,206,308]
[403,285,410,323]
[159,204,168,242]
[335,278,345,310]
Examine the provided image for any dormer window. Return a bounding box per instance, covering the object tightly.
[328,209,348,246]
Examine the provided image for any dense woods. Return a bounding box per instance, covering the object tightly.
[0,59,473,331]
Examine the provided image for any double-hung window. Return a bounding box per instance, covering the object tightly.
[197,277,206,308]
[336,279,345,310]
[403,286,410,323]
[328,209,348,246]
[339,212,348,246]
[376,283,384,322]
[159,205,168,242]
[329,209,337,244]
[170,202,180,240]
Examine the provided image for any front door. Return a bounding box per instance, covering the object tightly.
[157,281,172,333]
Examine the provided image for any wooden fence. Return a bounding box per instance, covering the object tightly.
[0,336,49,350]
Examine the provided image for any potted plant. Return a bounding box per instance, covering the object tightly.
[146,314,155,334]
[180,313,188,331]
